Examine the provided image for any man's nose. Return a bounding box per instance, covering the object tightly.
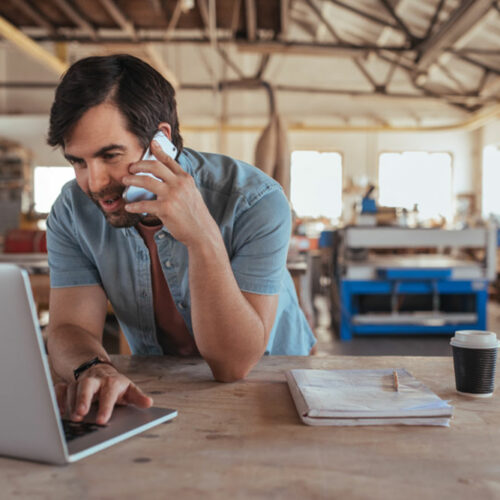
[87,162,111,193]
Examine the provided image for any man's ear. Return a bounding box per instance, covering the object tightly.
[158,123,172,141]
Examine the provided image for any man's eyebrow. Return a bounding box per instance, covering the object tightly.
[63,152,81,163]
[93,144,127,157]
[63,144,127,163]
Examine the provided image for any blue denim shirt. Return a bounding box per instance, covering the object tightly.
[47,148,316,355]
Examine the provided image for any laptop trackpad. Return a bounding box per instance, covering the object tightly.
[66,404,177,456]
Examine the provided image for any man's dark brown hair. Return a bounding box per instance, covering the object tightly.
[47,54,183,153]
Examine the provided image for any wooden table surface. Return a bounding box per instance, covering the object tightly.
[2,355,500,499]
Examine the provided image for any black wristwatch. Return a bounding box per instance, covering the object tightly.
[73,357,115,381]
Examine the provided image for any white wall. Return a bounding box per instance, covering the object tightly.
[0,115,64,166]
[0,114,481,217]
[185,127,477,203]
[481,119,500,149]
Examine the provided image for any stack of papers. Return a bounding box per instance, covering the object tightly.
[286,368,453,427]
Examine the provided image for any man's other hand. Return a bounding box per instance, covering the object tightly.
[54,364,153,425]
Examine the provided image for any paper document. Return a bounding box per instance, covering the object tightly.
[286,368,453,427]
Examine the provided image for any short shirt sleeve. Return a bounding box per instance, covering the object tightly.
[230,188,291,295]
[46,190,101,288]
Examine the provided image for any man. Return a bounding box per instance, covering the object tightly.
[46,54,315,426]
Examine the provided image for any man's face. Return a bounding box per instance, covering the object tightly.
[63,102,147,227]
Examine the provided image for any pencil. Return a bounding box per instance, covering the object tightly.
[393,369,399,392]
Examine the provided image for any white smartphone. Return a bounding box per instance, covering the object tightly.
[122,130,178,203]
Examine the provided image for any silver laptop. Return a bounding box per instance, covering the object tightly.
[0,263,177,464]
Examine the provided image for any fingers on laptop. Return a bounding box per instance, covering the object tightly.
[56,375,154,425]
[54,383,67,416]
[96,377,134,425]
[122,384,154,409]
[96,381,154,425]
[74,377,100,420]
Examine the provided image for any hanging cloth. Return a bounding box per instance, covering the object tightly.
[254,85,291,199]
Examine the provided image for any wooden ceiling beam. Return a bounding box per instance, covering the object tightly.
[378,0,416,43]
[255,54,270,79]
[3,78,497,106]
[280,0,289,40]
[303,0,340,42]
[198,0,246,79]
[325,0,399,31]
[98,0,137,41]
[148,0,163,15]
[52,0,98,41]
[423,0,446,39]
[7,0,56,35]
[236,40,370,57]
[143,44,179,88]
[245,0,256,41]
[230,0,242,36]
[415,0,493,73]
[165,0,183,40]
[0,15,68,75]
[196,0,210,30]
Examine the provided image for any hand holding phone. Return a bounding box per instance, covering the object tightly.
[122,131,178,203]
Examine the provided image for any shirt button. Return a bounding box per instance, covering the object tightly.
[165,260,172,268]
[142,290,148,298]
[158,233,166,240]
[177,302,185,310]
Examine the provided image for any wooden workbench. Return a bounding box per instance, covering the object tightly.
[1,355,500,499]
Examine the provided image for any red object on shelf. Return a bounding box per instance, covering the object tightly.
[4,229,47,253]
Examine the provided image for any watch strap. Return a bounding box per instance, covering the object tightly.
[73,357,115,381]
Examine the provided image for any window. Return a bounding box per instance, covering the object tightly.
[290,151,342,221]
[34,166,74,213]
[378,151,453,221]
[482,145,500,217]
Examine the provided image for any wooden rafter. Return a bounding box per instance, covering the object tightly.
[143,44,179,88]
[198,0,246,79]
[436,61,467,94]
[325,0,399,31]
[236,40,371,58]
[476,69,490,95]
[245,0,256,41]
[424,0,446,39]
[383,57,399,88]
[148,0,163,14]
[52,0,98,41]
[0,15,68,75]
[415,0,493,72]
[230,0,242,35]
[378,0,416,44]
[255,54,270,79]
[8,0,56,35]
[165,0,183,40]
[99,0,137,41]
[457,54,500,77]
[3,78,498,106]
[353,59,379,91]
[280,0,289,40]
[303,0,341,42]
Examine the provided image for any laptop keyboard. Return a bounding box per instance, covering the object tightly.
[62,419,104,442]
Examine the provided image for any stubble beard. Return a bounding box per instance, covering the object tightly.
[88,183,162,228]
[88,183,141,228]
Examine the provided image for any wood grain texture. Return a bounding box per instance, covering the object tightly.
[2,355,500,499]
